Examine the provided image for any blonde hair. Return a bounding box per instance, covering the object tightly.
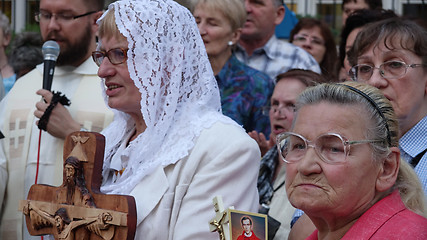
[190,0,246,31]
[396,159,427,217]
[98,8,124,41]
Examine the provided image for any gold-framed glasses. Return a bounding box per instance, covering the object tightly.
[92,48,128,67]
[349,60,425,82]
[276,132,382,164]
[35,11,97,24]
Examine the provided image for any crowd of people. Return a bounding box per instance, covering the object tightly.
[0,0,426,239]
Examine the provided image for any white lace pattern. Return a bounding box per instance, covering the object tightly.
[99,0,236,194]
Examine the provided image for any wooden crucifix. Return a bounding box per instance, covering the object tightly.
[19,131,136,240]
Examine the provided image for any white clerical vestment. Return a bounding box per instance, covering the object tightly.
[0,57,113,240]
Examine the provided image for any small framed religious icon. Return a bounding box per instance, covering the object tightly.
[229,209,267,240]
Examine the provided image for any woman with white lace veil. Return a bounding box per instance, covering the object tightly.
[92,0,260,238]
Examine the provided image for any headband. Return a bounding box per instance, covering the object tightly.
[342,84,392,146]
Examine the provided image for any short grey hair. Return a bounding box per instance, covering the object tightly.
[190,0,246,31]
[0,11,11,36]
[294,82,427,216]
[294,82,398,161]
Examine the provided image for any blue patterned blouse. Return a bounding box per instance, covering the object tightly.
[216,55,274,137]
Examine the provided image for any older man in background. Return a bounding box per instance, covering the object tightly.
[234,0,320,80]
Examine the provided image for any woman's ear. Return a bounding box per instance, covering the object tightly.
[376,147,400,192]
[231,28,242,45]
[2,33,11,48]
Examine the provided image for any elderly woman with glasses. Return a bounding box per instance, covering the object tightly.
[92,0,260,238]
[279,82,427,239]
[256,69,327,240]
[348,18,427,196]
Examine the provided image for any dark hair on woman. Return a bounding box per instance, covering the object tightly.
[338,9,397,69]
[289,18,338,81]
[342,0,382,10]
[348,17,427,67]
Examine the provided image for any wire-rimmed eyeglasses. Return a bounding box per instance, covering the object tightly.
[35,10,97,24]
[276,132,382,164]
[261,105,296,116]
[292,34,325,46]
[349,60,425,82]
[92,48,128,67]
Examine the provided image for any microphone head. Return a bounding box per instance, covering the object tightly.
[42,40,60,61]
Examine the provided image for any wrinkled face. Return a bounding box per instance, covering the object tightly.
[242,219,252,234]
[269,78,307,142]
[355,40,427,134]
[342,0,369,25]
[240,0,282,41]
[292,27,326,64]
[64,164,75,183]
[285,102,380,220]
[97,35,142,117]
[39,0,96,66]
[193,3,236,58]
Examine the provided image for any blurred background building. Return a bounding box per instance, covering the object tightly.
[1,0,426,38]
[285,0,426,33]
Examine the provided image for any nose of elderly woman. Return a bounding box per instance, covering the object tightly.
[296,148,322,176]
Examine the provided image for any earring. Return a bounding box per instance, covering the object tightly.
[228,41,233,46]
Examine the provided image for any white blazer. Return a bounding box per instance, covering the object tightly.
[130,121,260,239]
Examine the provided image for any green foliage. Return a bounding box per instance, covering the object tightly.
[24,24,41,33]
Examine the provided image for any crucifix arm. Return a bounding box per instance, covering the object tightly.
[24,201,55,229]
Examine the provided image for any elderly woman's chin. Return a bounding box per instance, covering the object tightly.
[287,184,330,210]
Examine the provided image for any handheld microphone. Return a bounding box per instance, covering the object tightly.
[42,40,60,91]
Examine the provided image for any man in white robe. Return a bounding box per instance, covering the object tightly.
[0,0,113,239]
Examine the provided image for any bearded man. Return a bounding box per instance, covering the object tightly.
[0,0,113,239]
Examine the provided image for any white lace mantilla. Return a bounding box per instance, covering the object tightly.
[99,0,236,194]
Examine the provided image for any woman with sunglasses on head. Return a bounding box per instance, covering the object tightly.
[289,18,338,81]
[348,18,427,196]
[92,0,260,238]
[281,82,427,239]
